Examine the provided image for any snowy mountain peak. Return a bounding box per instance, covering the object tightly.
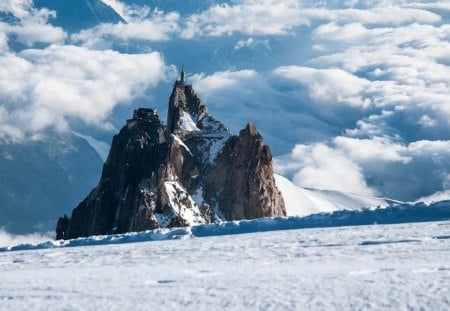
[34,0,125,32]
[57,77,285,239]
[167,74,216,136]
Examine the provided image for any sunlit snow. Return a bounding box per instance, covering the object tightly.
[275,174,400,216]
[1,221,449,310]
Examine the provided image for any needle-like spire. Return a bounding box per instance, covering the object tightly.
[181,64,185,84]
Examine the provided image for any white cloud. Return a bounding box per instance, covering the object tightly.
[306,21,450,141]
[0,32,8,53]
[0,0,67,47]
[277,137,450,201]
[334,136,411,163]
[273,66,370,107]
[406,2,450,12]
[235,38,270,50]
[418,115,437,128]
[180,0,309,38]
[0,45,171,139]
[178,1,441,39]
[72,10,180,47]
[313,22,387,43]
[328,6,441,25]
[0,106,25,142]
[188,69,340,153]
[0,0,32,19]
[191,69,258,93]
[0,21,67,47]
[283,143,376,196]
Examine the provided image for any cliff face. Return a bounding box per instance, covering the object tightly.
[203,122,285,220]
[57,79,286,240]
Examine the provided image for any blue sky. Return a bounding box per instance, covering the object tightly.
[1,0,450,201]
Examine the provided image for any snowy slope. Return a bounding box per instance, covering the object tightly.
[275,174,401,216]
[34,0,124,32]
[0,221,449,310]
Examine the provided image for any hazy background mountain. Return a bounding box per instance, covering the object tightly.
[0,132,102,233]
[34,0,124,32]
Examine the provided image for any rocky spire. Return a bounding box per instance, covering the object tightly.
[56,76,286,240]
[180,64,185,84]
[166,68,208,135]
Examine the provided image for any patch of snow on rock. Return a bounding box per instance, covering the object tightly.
[179,111,200,132]
[173,134,193,156]
[164,181,206,226]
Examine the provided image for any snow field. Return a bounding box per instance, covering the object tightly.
[0,221,449,310]
[274,174,399,216]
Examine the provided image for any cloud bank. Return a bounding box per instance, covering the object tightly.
[72,10,180,48]
[0,0,66,47]
[276,138,450,201]
[182,0,450,201]
[0,46,170,141]
[1,0,449,202]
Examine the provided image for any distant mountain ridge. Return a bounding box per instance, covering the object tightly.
[0,133,102,234]
[34,0,124,32]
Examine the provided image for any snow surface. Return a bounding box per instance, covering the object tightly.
[1,220,449,310]
[190,185,205,208]
[196,115,231,165]
[173,134,193,156]
[204,135,229,164]
[275,174,400,216]
[416,190,450,205]
[163,181,206,226]
[71,131,110,162]
[179,111,201,132]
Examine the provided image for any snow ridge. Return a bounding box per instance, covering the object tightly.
[3,201,449,252]
[275,174,400,216]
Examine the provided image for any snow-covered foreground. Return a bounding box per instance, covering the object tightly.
[1,221,449,310]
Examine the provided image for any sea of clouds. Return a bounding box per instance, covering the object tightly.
[1,0,449,201]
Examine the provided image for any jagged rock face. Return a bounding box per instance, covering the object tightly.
[166,82,285,220]
[167,82,207,135]
[203,122,286,220]
[64,115,169,238]
[57,79,286,240]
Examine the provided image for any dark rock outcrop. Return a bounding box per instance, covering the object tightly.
[57,75,286,239]
[203,122,285,220]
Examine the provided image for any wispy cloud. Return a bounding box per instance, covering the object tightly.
[0,0,66,47]
[276,137,450,201]
[72,10,180,48]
